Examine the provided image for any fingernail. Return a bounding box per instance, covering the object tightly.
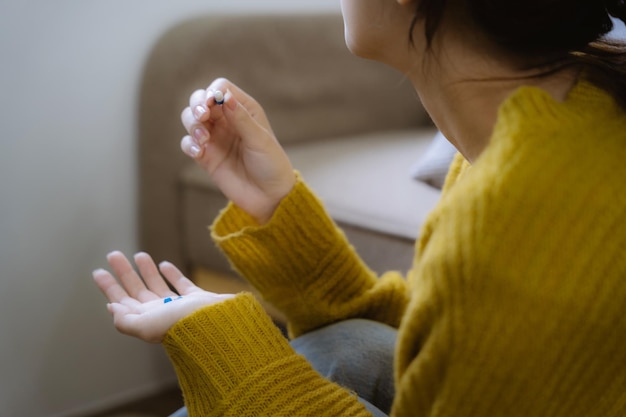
[159,261,172,270]
[92,268,106,277]
[224,89,236,111]
[189,144,201,158]
[133,252,148,261]
[193,127,209,144]
[106,250,121,259]
[193,105,206,120]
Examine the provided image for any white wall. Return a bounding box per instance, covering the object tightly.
[0,1,339,417]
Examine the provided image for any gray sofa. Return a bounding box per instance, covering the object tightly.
[138,14,443,309]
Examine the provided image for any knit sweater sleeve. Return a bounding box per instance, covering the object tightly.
[163,293,373,417]
[211,174,410,337]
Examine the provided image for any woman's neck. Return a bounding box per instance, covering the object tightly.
[402,31,579,163]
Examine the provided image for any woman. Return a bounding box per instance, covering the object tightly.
[94,0,626,416]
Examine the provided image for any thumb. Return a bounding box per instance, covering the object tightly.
[222,90,271,145]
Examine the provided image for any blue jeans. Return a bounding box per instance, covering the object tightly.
[169,319,396,417]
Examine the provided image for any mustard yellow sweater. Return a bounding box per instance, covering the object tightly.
[163,80,626,417]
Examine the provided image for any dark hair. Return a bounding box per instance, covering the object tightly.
[411,0,626,109]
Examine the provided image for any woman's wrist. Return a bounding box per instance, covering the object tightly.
[253,174,297,225]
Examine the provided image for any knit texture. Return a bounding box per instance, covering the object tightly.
[164,79,626,416]
[211,174,410,338]
[163,293,371,417]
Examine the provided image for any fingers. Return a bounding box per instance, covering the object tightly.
[92,268,140,308]
[180,77,276,160]
[181,77,265,137]
[189,89,209,122]
[207,78,260,116]
[220,90,270,148]
[180,92,223,157]
[181,135,203,159]
[134,252,178,297]
[181,107,210,146]
[205,89,226,120]
[106,251,161,303]
[94,252,195,305]
[182,82,232,139]
[158,261,201,296]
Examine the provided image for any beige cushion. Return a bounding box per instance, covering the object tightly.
[410,131,458,189]
[182,128,441,242]
[288,129,441,240]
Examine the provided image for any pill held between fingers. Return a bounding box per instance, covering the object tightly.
[214,90,225,105]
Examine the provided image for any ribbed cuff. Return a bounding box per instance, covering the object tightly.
[210,174,346,295]
[163,294,294,410]
[162,293,371,417]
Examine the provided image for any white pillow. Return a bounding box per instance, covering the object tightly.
[409,131,457,189]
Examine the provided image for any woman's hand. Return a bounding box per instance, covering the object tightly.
[180,78,296,224]
[93,251,234,343]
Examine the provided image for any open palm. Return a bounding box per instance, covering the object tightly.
[93,251,234,343]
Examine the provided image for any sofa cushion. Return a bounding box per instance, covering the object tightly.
[182,128,441,241]
[287,129,441,240]
[410,131,458,189]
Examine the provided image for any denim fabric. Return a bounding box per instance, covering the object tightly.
[168,319,396,417]
[168,406,188,417]
[291,319,396,416]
